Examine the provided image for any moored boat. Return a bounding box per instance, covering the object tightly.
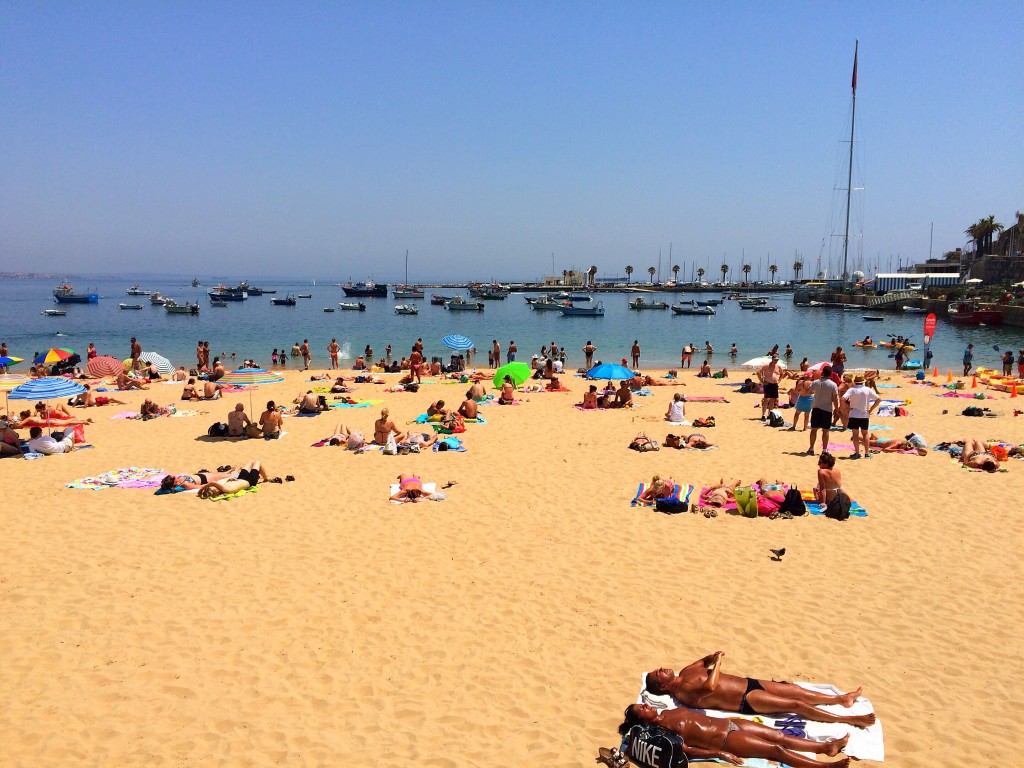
[468,284,509,299]
[165,299,200,314]
[342,280,388,298]
[150,292,167,305]
[862,315,884,321]
[208,284,248,301]
[445,296,485,311]
[529,295,565,311]
[559,301,604,317]
[947,300,1003,326]
[126,284,151,296]
[672,302,716,316]
[53,282,98,304]
[393,286,426,299]
[431,294,452,306]
[271,295,297,306]
[753,305,779,312]
[902,306,927,314]
[339,302,367,311]
[119,303,144,310]
[628,296,669,310]
[42,308,67,316]
[395,304,420,315]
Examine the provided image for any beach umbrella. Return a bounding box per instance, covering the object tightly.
[218,367,285,412]
[441,334,474,351]
[741,356,787,370]
[34,348,76,365]
[138,351,175,375]
[86,356,124,378]
[0,356,24,368]
[492,362,531,388]
[8,376,87,431]
[0,374,28,417]
[585,363,636,380]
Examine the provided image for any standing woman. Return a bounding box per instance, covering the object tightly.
[87,342,97,360]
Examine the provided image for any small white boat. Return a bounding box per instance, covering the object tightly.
[445,296,485,311]
[339,302,367,311]
[395,304,420,315]
[628,296,669,310]
[42,308,66,316]
[126,284,151,296]
[119,303,144,310]
[149,293,167,305]
[529,295,565,311]
[165,299,200,314]
[559,301,604,317]
[902,306,927,314]
[323,307,335,313]
[752,305,779,312]
[672,302,716,316]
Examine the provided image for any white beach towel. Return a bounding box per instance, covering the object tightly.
[637,677,884,763]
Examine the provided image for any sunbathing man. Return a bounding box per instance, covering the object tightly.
[683,433,714,449]
[961,437,1002,472]
[620,703,851,768]
[646,652,873,728]
[296,391,323,414]
[203,380,224,399]
[115,371,148,391]
[611,380,633,408]
[400,431,437,450]
[426,400,448,419]
[469,380,487,400]
[458,392,479,420]
[198,461,274,498]
[140,399,162,419]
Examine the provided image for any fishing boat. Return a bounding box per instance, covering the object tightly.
[119,303,144,310]
[672,302,716,316]
[468,284,509,300]
[444,296,485,312]
[297,294,312,299]
[165,299,200,314]
[394,304,420,315]
[529,295,565,311]
[862,315,885,321]
[342,280,388,298]
[238,280,271,296]
[393,287,425,299]
[753,305,779,312]
[738,298,769,309]
[339,302,367,311]
[53,281,98,304]
[125,284,151,296]
[947,300,1003,326]
[902,306,927,314]
[559,301,604,317]
[568,292,593,302]
[431,294,453,306]
[42,308,66,316]
[695,299,722,306]
[150,292,167,305]
[208,284,248,301]
[628,296,669,310]
[271,295,297,306]
[192,277,201,287]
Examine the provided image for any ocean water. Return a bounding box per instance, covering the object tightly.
[0,276,1018,373]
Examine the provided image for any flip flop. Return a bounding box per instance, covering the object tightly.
[217,465,232,472]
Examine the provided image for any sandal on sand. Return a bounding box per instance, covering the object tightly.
[217,465,232,472]
[285,475,295,482]
[597,747,629,768]
[270,477,283,484]
[197,468,211,473]
[442,480,458,489]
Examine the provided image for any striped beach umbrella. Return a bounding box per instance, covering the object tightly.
[34,348,76,365]
[139,351,175,375]
[218,368,285,412]
[8,376,87,401]
[86,355,125,378]
[0,374,28,391]
[441,334,474,351]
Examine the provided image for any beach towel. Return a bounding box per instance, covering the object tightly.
[798,490,868,516]
[636,677,884,763]
[330,399,383,409]
[876,383,900,389]
[221,385,254,393]
[939,391,992,399]
[685,396,730,402]
[412,414,487,425]
[264,431,287,440]
[633,388,653,397]
[293,411,321,417]
[169,409,200,417]
[665,420,690,427]
[952,457,1009,473]
[66,466,164,490]
[388,482,446,503]
[630,483,694,508]
[432,437,466,452]
[207,486,259,501]
[111,411,140,419]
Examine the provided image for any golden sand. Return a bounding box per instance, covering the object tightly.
[2,366,1022,766]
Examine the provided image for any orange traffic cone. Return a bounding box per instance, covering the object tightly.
[971,375,977,389]
[1012,383,1018,399]
[947,370,953,382]
[932,367,938,377]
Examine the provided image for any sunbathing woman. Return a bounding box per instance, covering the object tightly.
[684,433,714,449]
[645,652,873,728]
[15,409,93,428]
[961,438,1002,472]
[400,431,437,450]
[581,385,599,410]
[159,468,240,492]
[70,384,125,408]
[867,433,924,454]
[197,461,273,498]
[703,479,741,507]
[621,703,851,768]
[498,375,516,405]
[374,408,402,445]
[391,474,431,503]
[116,371,149,390]
[638,474,677,504]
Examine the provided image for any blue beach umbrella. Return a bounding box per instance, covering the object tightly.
[441,334,474,351]
[7,377,87,431]
[585,363,635,380]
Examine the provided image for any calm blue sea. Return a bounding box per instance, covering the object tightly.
[1,276,1018,372]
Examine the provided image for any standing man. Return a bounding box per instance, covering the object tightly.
[507,340,517,364]
[492,340,501,369]
[631,340,641,369]
[681,342,694,369]
[130,337,142,373]
[963,343,974,376]
[385,344,392,363]
[300,339,311,370]
[807,365,840,456]
[758,354,783,420]
[327,338,341,369]
[830,346,847,379]
[583,340,597,369]
[843,374,880,459]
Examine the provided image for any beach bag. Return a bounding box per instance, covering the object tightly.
[733,486,758,518]
[655,498,687,514]
[207,422,229,437]
[768,409,785,428]
[692,416,715,428]
[825,490,852,521]
[895,406,910,417]
[71,423,86,444]
[405,382,420,393]
[962,406,983,417]
[383,432,398,455]
[664,434,682,449]
[757,495,780,516]
[779,487,807,516]
[347,431,364,450]
[623,723,688,768]
[629,433,659,452]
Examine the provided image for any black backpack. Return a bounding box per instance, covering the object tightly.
[207,422,229,437]
[624,723,689,768]
[779,487,807,516]
[825,490,852,521]
[767,409,785,428]
[655,499,688,515]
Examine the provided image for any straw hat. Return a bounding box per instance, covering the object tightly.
[854,374,865,384]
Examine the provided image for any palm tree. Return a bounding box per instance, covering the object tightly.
[625,265,634,284]
[720,264,729,283]
[647,266,656,283]
[793,260,803,282]
[696,268,705,283]
[769,264,778,283]
[672,264,680,283]
[742,264,751,284]
[965,215,1004,259]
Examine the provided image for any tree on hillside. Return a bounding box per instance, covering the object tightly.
[625,265,633,284]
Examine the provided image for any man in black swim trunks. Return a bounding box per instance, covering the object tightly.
[645,651,875,727]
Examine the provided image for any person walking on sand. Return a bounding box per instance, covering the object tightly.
[300,339,311,370]
[328,338,341,369]
[631,340,641,369]
[807,364,840,455]
[130,336,142,373]
[963,343,974,376]
[583,340,597,369]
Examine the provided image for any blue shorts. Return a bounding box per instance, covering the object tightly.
[795,395,813,413]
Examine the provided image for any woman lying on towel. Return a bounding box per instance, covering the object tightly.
[197,461,275,498]
[638,474,677,504]
[621,703,852,768]
[867,433,927,455]
[14,409,93,428]
[390,474,440,503]
[159,468,241,493]
[645,652,874,728]
[961,437,1004,472]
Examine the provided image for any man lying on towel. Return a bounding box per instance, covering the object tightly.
[646,651,874,727]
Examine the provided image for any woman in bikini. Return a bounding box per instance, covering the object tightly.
[158,467,242,493]
[961,438,1002,472]
[813,451,843,503]
[259,400,283,439]
[391,474,430,503]
[1,419,22,456]
[498,375,516,405]
[197,462,274,498]
[684,433,714,449]
[374,408,402,445]
[620,704,851,768]
[581,385,599,410]
[638,474,677,504]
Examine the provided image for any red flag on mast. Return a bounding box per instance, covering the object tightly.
[851,40,859,93]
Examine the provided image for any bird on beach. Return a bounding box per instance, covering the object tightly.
[770,548,786,561]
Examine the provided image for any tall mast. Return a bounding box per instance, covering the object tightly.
[842,39,859,283]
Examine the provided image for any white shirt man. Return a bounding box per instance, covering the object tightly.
[842,377,879,459]
[26,427,75,454]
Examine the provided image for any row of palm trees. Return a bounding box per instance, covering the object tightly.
[964,215,1004,259]
[619,262,805,284]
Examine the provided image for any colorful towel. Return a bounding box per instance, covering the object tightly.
[66,467,164,490]
[685,396,730,402]
[432,437,466,452]
[207,486,259,501]
[631,483,693,508]
[939,392,992,399]
[952,457,1008,473]
[221,385,254,393]
[412,414,487,425]
[330,399,383,409]
[799,489,868,516]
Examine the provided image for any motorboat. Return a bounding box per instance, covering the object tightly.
[528,295,565,311]
[42,308,66,316]
[395,304,420,315]
[323,307,335,313]
[568,292,593,302]
[672,302,716,316]
[445,296,485,311]
[119,303,144,310]
[902,306,927,314]
[150,292,167,305]
[393,286,425,299]
[339,302,367,311]
[297,294,312,299]
[165,299,200,314]
[208,284,248,301]
[342,280,387,298]
[628,296,669,310]
[738,297,769,309]
[468,284,509,299]
[237,280,271,296]
[862,315,885,321]
[431,294,453,306]
[126,284,151,296]
[695,299,722,306]
[271,295,297,306]
[53,281,98,304]
[947,301,1003,326]
[559,301,604,317]
[753,305,779,312]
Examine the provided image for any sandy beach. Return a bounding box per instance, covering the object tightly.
[2,362,1022,767]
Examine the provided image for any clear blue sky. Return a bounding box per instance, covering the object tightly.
[3,2,1021,281]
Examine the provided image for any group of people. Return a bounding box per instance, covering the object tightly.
[157,460,294,498]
